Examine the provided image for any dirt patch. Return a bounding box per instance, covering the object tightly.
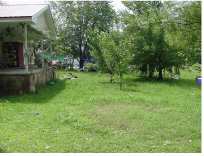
[92,103,170,131]
[97,103,133,112]
[140,104,168,113]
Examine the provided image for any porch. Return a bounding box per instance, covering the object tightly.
[0,4,56,95]
[0,67,55,95]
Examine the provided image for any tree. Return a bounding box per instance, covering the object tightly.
[165,1,201,65]
[88,29,113,80]
[121,1,201,79]
[50,1,115,68]
[122,1,180,79]
[90,30,132,90]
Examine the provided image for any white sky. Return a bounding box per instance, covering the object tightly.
[2,0,126,11]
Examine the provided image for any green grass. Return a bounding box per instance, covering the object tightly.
[0,69,201,153]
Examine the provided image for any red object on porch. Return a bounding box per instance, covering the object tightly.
[18,42,24,67]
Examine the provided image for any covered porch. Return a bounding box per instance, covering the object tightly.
[0,4,56,95]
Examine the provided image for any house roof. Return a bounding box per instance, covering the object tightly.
[0,4,48,18]
[0,4,56,40]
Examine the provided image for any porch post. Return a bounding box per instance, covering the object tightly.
[24,23,29,73]
[50,41,52,62]
[41,37,44,68]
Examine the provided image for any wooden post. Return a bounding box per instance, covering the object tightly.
[41,37,44,68]
[24,23,28,73]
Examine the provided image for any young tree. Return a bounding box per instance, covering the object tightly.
[50,1,115,68]
[91,30,132,90]
[88,29,113,80]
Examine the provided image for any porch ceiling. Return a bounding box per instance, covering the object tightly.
[0,5,56,41]
[0,22,47,42]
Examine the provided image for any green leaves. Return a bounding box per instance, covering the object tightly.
[50,1,115,67]
[120,1,201,78]
[164,1,201,64]
[90,30,133,89]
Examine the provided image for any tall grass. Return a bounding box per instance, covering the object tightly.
[0,69,201,153]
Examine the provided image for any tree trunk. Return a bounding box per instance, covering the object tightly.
[175,67,180,75]
[149,70,153,78]
[70,58,74,70]
[78,41,87,69]
[147,64,150,78]
[158,66,163,80]
[158,54,163,80]
[79,59,83,68]
[110,74,114,83]
[79,42,83,68]
[120,72,122,90]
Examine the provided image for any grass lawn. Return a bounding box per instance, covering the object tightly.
[0,69,201,153]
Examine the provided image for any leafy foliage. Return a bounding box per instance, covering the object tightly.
[50,1,115,68]
[121,1,201,79]
[166,1,201,65]
[91,30,132,89]
[50,1,201,80]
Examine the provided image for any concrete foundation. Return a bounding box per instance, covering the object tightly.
[0,67,55,95]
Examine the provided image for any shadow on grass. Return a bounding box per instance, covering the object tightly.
[96,76,201,93]
[3,79,67,104]
[124,76,201,90]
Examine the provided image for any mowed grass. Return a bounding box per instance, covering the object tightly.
[0,69,201,153]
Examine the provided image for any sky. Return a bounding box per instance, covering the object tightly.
[2,0,126,11]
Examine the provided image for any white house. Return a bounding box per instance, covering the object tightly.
[0,4,56,71]
[0,4,57,95]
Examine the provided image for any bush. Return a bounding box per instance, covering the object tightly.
[85,63,97,70]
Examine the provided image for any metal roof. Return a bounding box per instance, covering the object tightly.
[0,4,56,40]
[0,4,48,18]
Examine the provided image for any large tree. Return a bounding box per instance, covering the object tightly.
[122,1,201,79]
[165,1,201,65]
[50,1,115,68]
[122,1,178,79]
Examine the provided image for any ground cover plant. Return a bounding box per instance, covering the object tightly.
[0,69,201,153]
